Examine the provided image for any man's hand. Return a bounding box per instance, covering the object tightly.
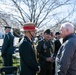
[46,57,54,62]
[37,66,41,73]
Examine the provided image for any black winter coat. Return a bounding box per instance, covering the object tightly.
[19,36,39,75]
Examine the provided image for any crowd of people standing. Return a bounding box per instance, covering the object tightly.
[1,22,76,75]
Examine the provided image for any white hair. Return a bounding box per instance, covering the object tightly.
[61,22,74,33]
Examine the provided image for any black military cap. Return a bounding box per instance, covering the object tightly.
[4,26,11,29]
[44,29,50,34]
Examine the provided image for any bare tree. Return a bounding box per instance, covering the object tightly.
[0,18,8,25]
[0,0,76,30]
[9,0,76,27]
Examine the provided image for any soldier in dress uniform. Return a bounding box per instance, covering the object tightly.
[1,26,15,74]
[19,22,40,75]
[37,29,54,75]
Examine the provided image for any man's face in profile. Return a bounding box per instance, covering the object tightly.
[60,27,67,38]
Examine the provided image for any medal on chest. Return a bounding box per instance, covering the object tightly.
[43,43,47,52]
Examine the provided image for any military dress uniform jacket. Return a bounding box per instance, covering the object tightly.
[1,32,15,55]
[55,34,76,75]
[37,39,53,68]
[19,36,39,75]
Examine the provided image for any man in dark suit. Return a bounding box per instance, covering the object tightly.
[1,26,15,74]
[19,22,40,75]
[52,32,61,75]
[54,32,61,57]
[37,29,53,75]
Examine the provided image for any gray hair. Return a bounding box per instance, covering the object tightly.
[61,22,74,33]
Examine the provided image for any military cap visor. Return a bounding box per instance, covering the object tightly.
[4,26,11,29]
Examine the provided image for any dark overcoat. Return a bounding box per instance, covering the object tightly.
[1,32,15,66]
[19,36,39,75]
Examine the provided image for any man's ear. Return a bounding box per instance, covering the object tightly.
[66,28,69,32]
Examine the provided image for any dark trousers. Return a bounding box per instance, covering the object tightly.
[52,62,55,75]
[3,54,13,66]
[38,64,52,75]
[2,54,13,74]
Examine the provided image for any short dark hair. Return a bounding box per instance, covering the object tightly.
[55,32,60,35]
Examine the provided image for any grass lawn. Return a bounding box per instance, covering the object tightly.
[0,50,38,75]
[0,53,20,75]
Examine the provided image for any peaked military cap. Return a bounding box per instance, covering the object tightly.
[4,26,11,29]
[44,29,51,34]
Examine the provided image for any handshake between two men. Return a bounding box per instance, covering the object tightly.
[46,57,55,62]
[36,56,55,74]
